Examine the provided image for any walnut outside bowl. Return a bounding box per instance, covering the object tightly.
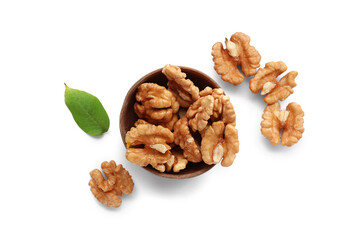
[120,66,220,179]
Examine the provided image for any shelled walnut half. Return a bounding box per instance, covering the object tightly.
[212,32,261,85]
[186,95,214,132]
[125,122,175,171]
[134,83,179,124]
[173,117,202,163]
[201,121,239,167]
[162,64,200,108]
[261,102,304,146]
[199,87,236,125]
[165,149,188,173]
[250,61,298,104]
[89,161,134,208]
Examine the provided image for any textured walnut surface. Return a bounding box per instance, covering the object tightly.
[162,64,200,108]
[227,32,261,77]
[198,87,236,125]
[201,121,239,166]
[261,102,304,146]
[212,42,244,85]
[126,148,173,171]
[89,161,134,208]
[136,83,174,108]
[212,32,261,86]
[201,121,225,165]
[125,122,175,171]
[186,95,214,132]
[134,83,179,124]
[165,149,188,173]
[250,61,297,104]
[250,61,287,94]
[173,117,202,163]
[263,71,298,104]
[200,87,224,120]
[126,123,174,148]
[222,124,240,167]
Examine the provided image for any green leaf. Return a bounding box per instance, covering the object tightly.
[64,84,110,136]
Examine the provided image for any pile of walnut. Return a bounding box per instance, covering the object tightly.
[125,64,239,173]
[89,160,134,208]
[212,32,304,146]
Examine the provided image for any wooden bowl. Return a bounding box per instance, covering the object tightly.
[120,66,220,179]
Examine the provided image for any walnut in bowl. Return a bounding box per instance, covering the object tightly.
[120,65,238,179]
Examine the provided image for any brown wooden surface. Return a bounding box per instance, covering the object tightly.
[120,66,221,179]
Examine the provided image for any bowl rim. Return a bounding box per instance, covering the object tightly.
[119,66,221,179]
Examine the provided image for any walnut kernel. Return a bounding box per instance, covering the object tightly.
[249,61,288,94]
[165,150,188,173]
[201,121,239,166]
[173,117,202,163]
[212,42,244,85]
[89,161,134,208]
[125,122,175,170]
[250,61,298,104]
[261,102,304,146]
[227,32,261,77]
[186,95,214,132]
[134,83,179,124]
[263,71,298,104]
[212,32,261,85]
[162,64,200,108]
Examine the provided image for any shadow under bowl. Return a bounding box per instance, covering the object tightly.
[120,66,220,179]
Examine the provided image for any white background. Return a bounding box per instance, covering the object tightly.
[1,0,359,239]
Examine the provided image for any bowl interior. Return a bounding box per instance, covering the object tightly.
[120,66,220,179]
